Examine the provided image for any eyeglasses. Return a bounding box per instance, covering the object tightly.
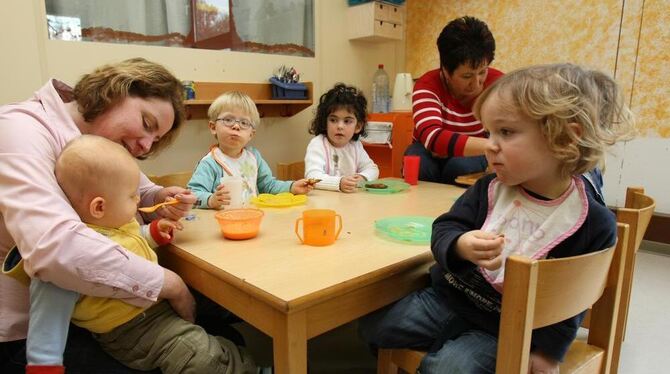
[215,116,254,130]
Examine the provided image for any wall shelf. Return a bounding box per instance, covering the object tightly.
[184,81,313,120]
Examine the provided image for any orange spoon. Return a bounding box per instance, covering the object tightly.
[138,199,179,213]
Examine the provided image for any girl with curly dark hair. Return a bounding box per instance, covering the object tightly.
[305,83,379,192]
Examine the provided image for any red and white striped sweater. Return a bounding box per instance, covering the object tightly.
[411,67,503,157]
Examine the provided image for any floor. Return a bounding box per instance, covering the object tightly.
[235,243,670,373]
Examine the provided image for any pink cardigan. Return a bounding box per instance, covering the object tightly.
[0,79,164,341]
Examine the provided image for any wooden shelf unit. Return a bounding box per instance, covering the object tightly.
[184,81,313,120]
[363,112,414,178]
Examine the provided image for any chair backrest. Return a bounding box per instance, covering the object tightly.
[496,223,629,373]
[147,171,193,188]
[608,187,654,373]
[276,161,305,180]
[617,187,655,255]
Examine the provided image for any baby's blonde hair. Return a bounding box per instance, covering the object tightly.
[207,91,260,128]
[473,63,636,177]
[56,135,138,207]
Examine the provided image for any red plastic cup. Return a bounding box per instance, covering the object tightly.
[403,155,420,185]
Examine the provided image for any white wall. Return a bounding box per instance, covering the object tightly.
[1,0,405,176]
[604,139,670,213]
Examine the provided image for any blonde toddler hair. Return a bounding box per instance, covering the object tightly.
[207,91,260,128]
[473,63,635,177]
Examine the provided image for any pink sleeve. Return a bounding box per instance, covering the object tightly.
[0,123,162,306]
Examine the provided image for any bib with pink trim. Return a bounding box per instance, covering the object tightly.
[480,176,588,291]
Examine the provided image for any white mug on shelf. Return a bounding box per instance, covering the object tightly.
[392,73,413,112]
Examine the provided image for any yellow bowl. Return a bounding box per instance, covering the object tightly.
[214,208,264,240]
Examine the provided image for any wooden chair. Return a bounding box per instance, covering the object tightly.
[609,187,654,373]
[276,161,305,180]
[147,171,193,188]
[377,224,629,374]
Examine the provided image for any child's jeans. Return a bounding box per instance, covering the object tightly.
[358,287,497,374]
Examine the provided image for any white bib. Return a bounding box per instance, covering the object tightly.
[480,176,588,291]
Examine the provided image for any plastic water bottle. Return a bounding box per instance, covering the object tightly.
[372,64,390,113]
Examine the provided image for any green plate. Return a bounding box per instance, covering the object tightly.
[374,216,434,244]
[250,192,307,207]
[361,179,410,194]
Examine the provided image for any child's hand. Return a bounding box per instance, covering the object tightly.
[157,218,183,240]
[208,183,231,209]
[528,351,559,374]
[339,175,360,193]
[454,230,505,270]
[290,179,315,195]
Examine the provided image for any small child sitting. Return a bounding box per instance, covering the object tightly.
[3,135,257,373]
[304,83,379,192]
[188,91,313,209]
[359,63,635,373]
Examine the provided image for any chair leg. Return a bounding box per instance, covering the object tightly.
[377,349,399,374]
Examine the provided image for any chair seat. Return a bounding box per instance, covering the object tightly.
[560,340,604,373]
[390,349,425,371]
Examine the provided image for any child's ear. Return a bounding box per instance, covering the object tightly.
[355,123,363,134]
[89,196,106,219]
[208,121,217,135]
[567,122,583,140]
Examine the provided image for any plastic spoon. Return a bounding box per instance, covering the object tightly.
[138,200,179,213]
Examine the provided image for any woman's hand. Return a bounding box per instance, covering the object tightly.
[159,268,196,323]
[454,230,505,270]
[290,179,315,195]
[154,187,195,220]
[207,183,231,209]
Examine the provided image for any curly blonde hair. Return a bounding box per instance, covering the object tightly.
[73,58,185,159]
[473,63,635,177]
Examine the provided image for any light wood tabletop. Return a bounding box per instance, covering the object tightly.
[159,180,465,374]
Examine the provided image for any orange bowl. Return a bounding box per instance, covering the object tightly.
[214,208,264,240]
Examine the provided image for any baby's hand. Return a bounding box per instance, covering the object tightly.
[156,218,183,240]
[208,183,231,209]
[455,230,505,270]
[291,179,315,195]
[339,175,360,193]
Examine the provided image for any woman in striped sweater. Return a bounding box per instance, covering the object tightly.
[406,16,503,185]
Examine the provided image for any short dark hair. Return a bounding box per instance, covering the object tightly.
[437,16,496,74]
[309,83,368,140]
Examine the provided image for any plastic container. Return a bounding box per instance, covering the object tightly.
[214,208,264,240]
[372,64,390,113]
[250,192,308,208]
[374,216,434,244]
[360,121,392,144]
[269,77,307,99]
[295,209,343,246]
[220,176,245,208]
[361,179,410,194]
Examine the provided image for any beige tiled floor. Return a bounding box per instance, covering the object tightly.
[237,244,670,373]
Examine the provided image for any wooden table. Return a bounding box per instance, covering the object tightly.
[159,181,464,373]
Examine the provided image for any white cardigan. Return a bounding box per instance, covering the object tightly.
[304,135,379,191]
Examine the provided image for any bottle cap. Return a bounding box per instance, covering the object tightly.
[378,64,384,69]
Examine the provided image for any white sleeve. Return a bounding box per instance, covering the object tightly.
[304,136,341,191]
